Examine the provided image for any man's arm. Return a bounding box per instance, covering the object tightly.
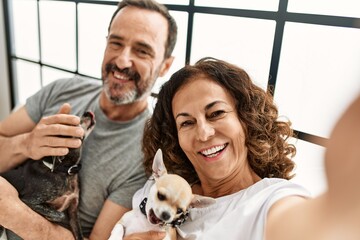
[0,177,75,240]
[89,200,167,240]
[0,106,36,171]
[89,199,130,240]
[0,104,84,172]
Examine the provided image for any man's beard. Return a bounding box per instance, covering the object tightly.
[103,64,158,105]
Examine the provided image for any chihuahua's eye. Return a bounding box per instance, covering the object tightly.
[176,208,183,214]
[157,192,166,201]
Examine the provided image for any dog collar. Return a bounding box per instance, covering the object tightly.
[139,197,189,227]
[139,197,148,216]
[42,160,82,175]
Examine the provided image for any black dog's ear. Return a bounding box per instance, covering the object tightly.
[152,149,167,179]
[80,111,96,139]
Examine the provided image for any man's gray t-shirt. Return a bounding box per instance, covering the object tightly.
[24,76,149,237]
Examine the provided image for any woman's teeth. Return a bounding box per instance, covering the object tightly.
[201,144,226,157]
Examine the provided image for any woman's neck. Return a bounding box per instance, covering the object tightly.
[194,167,261,198]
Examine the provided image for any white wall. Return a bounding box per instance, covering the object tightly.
[0,0,11,120]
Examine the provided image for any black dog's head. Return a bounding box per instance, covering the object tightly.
[44,111,96,174]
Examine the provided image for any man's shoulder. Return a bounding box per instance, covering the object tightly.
[51,75,102,89]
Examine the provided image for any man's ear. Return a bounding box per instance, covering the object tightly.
[159,56,175,77]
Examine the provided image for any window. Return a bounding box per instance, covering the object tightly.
[4,0,360,197]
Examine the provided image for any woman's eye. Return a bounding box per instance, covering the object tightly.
[180,120,193,128]
[209,110,226,119]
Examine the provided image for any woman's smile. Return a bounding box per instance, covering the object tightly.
[198,143,228,162]
[172,76,249,182]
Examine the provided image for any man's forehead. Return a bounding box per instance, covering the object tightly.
[110,7,168,53]
[111,7,168,38]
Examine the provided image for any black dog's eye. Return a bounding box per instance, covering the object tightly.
[176,208,183,214]
[157,192,166,201]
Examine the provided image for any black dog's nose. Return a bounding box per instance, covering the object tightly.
[161,211,171,221]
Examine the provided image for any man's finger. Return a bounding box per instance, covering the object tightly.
[41,114,81,126]
[148,231,167,239]
[57,103,72,115]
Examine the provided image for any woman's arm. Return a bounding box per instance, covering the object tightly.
[325,94,360,207]
[266,94,360,240]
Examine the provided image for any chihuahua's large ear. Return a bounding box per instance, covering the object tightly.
[190,194,216,209]
[152,149,168,179]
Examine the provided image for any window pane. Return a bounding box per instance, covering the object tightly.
[190,13,276,90]
[78,3,116,79]
[42,66,75,87]
[288,0,360,18]
[275,23,360,138]
[195,0,279,11]
[157,0,189,5]
[86,0,190,4]
[14,60,41,105]
[290,138,327,197]
[152,11,188,93]
[11,0,39,61]
[39,1,76,71]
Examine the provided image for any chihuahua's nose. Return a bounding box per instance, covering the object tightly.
[161,211,171,221]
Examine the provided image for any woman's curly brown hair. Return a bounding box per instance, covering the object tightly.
[142,57,296,185]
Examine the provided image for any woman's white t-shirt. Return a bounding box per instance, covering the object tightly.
[132,178,311,240]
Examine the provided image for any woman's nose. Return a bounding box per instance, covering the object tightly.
[197,122,215,142]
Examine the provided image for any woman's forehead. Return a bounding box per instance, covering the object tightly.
[172,78,235,114]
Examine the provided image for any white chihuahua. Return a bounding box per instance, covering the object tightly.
[108,149,215,240]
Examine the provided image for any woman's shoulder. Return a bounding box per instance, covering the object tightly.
[249,178,311,201]
[188,178,310,208]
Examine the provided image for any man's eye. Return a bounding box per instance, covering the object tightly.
[108,42,122,49]
[136,48,151,57]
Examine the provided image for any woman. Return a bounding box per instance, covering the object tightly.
[139,57,360,240]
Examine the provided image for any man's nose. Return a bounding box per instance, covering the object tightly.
[115,47,133,69]
[197,121,215,142]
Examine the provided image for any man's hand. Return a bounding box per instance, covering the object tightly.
[123,231,167,240]
[21,103,85,160]
[0,177,75,240]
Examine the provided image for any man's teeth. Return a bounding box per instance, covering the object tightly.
[114,71,129,80]
[201,144,226,157]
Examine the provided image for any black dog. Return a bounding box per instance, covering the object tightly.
[0,111,95,240]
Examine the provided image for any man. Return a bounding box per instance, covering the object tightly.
[0,0,177,239]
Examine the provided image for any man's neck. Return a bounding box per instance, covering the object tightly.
[99,92,148,122]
